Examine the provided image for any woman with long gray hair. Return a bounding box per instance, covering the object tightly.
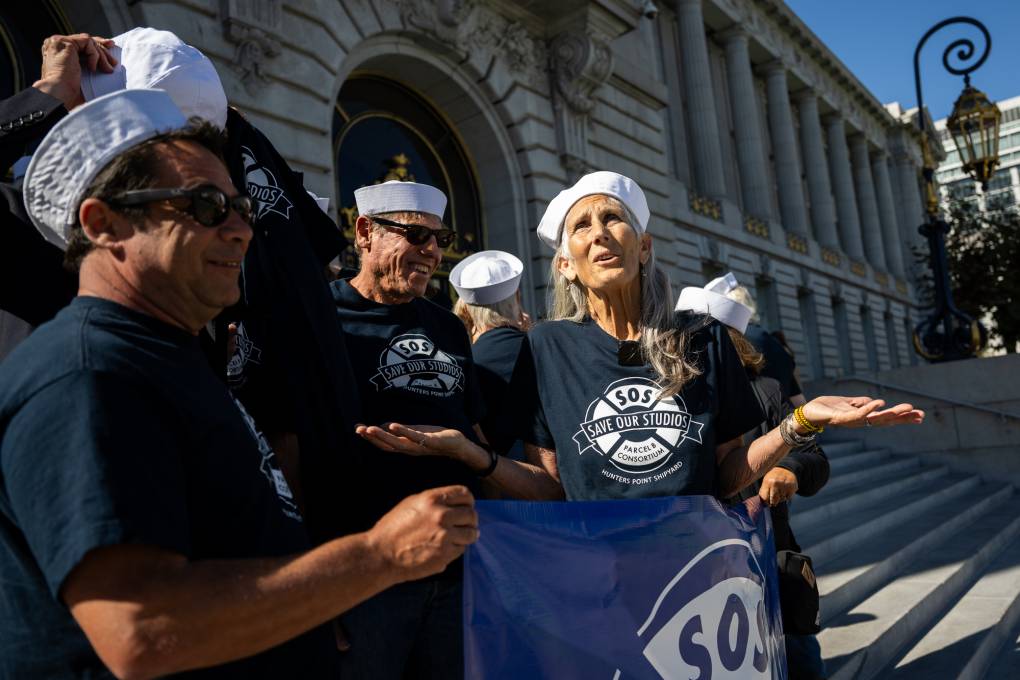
[356,172,924,501]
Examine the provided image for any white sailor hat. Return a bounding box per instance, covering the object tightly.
[675,272,754,334]
[354,180,447,220]
[450,250,524,305]
[81,27,229,129]
[23,89,188,250]
[536,171,650,250]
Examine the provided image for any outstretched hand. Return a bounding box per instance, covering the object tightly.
[801,395,924,430]
[355,422,469,458]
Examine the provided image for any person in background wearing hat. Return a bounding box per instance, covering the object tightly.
[451,250,534,456]
[0,90,478,679]
[0,27,364,546]
[369,171,923,505]
[711,273,808,407]
[678,275,830,680]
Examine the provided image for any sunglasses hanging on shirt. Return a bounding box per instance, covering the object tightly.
[617,340,643,366]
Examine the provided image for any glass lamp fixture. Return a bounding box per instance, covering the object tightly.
[946,84,1001,189]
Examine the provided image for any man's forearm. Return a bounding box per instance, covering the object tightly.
[68,533,400,679]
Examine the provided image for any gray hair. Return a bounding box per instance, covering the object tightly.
[724,284,761,324]
[547,200,702,397]
[454,294,523,337]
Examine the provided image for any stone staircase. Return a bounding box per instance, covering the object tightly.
[790,439,1020,679]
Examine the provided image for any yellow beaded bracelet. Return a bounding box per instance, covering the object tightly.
[793,405,824,434]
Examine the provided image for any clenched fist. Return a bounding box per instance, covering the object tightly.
[759,467,799,506]
[367,485,479,582]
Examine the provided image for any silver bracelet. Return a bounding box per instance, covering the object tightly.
[779,414,816,447]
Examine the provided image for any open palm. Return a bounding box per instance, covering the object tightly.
[802,396,925,429]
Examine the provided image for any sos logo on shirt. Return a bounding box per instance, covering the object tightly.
[573,377,704,476]
[371,333,465,397]
[241,145,293,220]
[619,539,780,680]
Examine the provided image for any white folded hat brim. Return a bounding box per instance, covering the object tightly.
[675,287,753,335]
[23,89,188,250]
[354,181,447,220]
[450,250,524,305]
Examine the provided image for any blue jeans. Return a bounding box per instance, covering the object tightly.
[338,573,463,680]
[786,633,827,680]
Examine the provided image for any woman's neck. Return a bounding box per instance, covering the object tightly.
[586,282,641,341]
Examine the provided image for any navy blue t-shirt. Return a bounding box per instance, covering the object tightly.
[332,279,484,532]
[525,317,762,500]
[0,297,335,679]
[471,327,534,455]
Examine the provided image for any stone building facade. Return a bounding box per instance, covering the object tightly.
[4,0,936,380]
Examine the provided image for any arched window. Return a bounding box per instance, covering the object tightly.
[333,74,483,305]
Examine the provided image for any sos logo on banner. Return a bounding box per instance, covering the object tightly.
[463,497,788,680]
[619,539,778,679]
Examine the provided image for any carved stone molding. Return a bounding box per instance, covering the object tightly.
[220,0,282,95]
[549,30,613,175]
[397,0,475,46]
[395,0,545,84]
[471,12,547,76]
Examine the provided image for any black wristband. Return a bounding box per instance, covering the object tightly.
[476,444,500,478]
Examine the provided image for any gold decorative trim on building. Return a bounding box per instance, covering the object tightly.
[744,215,770,239]
[786,231,809,254]
[689,191,722,221]
[896,279,908,294]
[874,271,889,286]
[821,247,841,267]
[850,260,866,277]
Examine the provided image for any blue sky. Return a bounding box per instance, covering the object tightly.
[784,1,1020,121]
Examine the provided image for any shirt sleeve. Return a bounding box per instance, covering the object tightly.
[712,324,764,444]
[1,371,191,598]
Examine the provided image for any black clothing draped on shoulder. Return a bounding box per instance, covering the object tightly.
[0,88,76,325]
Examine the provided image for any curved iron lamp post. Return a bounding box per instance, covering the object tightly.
[912,17,1000,362]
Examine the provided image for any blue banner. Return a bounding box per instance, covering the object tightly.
[464,496,787,679]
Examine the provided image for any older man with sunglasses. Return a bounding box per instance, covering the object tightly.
[0,92,479,679]
[328,181,492,680]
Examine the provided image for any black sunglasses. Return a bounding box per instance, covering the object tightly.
[371,216,456,249]
[109,185,254,227]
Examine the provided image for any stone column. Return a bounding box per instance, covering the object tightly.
[871,152,906,278]
[795,90,839,247]
[720,26,771,218]
[825,115,866,259]
[676,0,727,198]
[849,135,887,270]
[763,61,808,234]
[894,154,928,269]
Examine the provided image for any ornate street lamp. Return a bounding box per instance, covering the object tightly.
[911,17,999,362]
[946,84,1001,189]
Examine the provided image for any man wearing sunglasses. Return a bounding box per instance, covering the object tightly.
[0,91,478,679]
[329,181,490,680]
